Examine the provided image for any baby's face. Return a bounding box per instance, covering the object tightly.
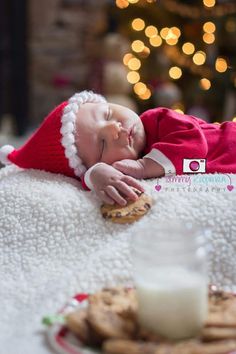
[75,102,146,167]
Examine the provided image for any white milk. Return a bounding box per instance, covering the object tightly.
[136,266,208,340]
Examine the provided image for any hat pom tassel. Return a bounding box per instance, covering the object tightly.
[0,145,15,165]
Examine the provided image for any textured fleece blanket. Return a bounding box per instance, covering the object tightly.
[0,165,236,354]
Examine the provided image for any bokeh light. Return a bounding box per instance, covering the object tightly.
[193,51,206,65]
[127,71,140,84]
[203,22,216,34]
[127,57,141,70]
[149,35,162,47]
[116,0,129,9]
[182,42,195,55]
[200,78,211,90]
[169,66,182,79]
[134,82,147,95]
[203,33,215,44]
[131,40,145,53]
[145,26,158,38]
[174,109,184,114]
[131,18,145,31]
[203,0,216,7]
[215,57,228,73]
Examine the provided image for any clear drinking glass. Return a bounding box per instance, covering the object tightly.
[131,219,208,340]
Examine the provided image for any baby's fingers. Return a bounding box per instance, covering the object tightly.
[105,185,127,206]
[97,190,115,205]
[123,175,145,193]
[114,181,141,202]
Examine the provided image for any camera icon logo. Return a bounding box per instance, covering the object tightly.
[183,159,206,173]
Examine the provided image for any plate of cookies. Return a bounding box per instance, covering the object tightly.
[45,286,236,354]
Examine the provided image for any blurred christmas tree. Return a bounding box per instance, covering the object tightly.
[107,0,236,122]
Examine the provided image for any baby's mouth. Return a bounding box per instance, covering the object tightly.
[120,126,134,146]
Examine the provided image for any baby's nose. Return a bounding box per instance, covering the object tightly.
[106,121,122,140]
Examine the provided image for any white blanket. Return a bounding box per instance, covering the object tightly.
[0,166,236,354]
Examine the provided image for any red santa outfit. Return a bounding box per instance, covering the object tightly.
[140,107,236,175]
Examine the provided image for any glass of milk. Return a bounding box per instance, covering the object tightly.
[131,219,208,340]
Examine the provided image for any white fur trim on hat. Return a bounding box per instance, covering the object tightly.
[60,90,107,177]
[0,145,15,165]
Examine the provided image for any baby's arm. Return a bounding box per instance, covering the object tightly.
[83,162,145,206]
[113,158,165,179]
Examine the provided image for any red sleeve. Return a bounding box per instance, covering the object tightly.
[143,108,208,175]
[80,174,90,191]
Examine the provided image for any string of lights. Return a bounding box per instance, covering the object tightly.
[115,0,235,123]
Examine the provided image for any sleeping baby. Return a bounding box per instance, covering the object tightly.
[0,90,235,205]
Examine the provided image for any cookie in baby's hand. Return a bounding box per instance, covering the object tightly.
[100,189,152,224]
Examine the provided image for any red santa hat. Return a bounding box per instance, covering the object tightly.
[0,90,107,178]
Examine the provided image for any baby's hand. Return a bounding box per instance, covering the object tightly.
[113,158,165,179]
[89,163,145,206]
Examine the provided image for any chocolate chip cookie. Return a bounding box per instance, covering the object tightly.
[87,287,138,340]
[101,190,152,224]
